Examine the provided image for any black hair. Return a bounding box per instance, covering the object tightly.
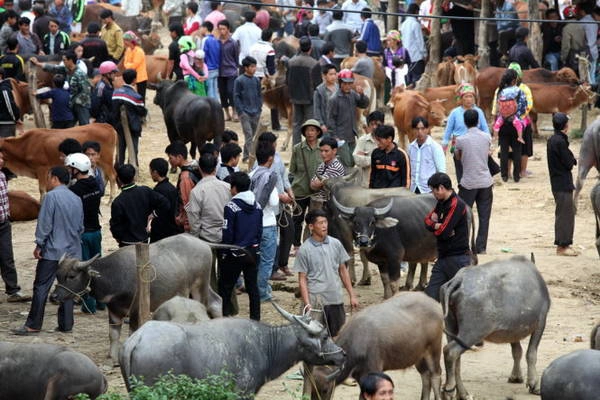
[305,208,327,225]
[220,142,242,163]
[169,22,184,37]
[367,110,385,124]
[202,20,214,32]
[165,141,188,158]
[244,10,256,22]
[407,3,419,14]
[322,63,337,75]
[498,68,518,92]
[242,56,257,68]
[6,37,17,51]
[210,0,220,10]
[411,116,429,128]
[256,143,275,165]
[374,124,395,139]
[49,166,70,184]
[199,153,217,173]
[18,16,30,25]
[545,8,558,17]
[319,136,338,149]
[5,10,18,20]
[355,40,367,54]
[49,18,60,27]
[308,23,319,37]
[18,0,30,11]
[252,0,262,10]
[217,19,230,29]
[258,131,277,144]
[359,372,394,398]
[117,164,136,185]
[332,9,343,20]
[53,74,65,88]
[0,68,5,78]
[100,9,113,19]
[322,42,335,56]
[300,36,311,52]
[200,142,218,156]
[223,129,239,143]
[150,157,169,177]
[186,1,198,14]
[87,22,101,34]
[515,26,529,41]
[463,109,479,128]
[122,68,137,85]
[63,50,77,63]
[82,140,101,153]
[32,5,44,15]
[427,172,453,190]
[58,138,82,156]
[360,7,371,19]
[261,28,273,42]
[229,171,250,192]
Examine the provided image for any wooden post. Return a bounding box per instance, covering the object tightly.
[136,243,151,327]
[416,0,442,90]
[477,0,491,69]
[120,106,138,171]
[387,0,398,31]
[27,64,46,129]
[528,0,543,66]
[247,120,269,168]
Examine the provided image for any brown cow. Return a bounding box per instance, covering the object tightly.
[421,84,459,116]
[454,54,479,84]
[0,124,117,199]
[262,60,293,151]
[9,78,30,115]
[341,56,386,108]
[436,57,456,86]
[117,54,168,86]
[389,88,446,149]
[7,190,40,221]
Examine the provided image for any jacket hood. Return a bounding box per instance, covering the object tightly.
[232,190,258,211]
[76,176,100,191]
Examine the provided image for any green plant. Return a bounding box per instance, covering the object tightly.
[570,128,584,139]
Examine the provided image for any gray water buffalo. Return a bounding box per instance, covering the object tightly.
[591,322,600,350]
[309,293,443,400]
[51,234,224,364]
[152,296,211,323]
[440,255,550,399]
[591,182,600,258]
[540,349,600,400]
[0,342,107,399]
[574,118,600,209]
[119,303,345,399]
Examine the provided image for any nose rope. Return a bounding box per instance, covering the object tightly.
[54,277,91,299]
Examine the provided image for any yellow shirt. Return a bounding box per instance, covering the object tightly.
[491,82,533,119]
[124,45,148,83]
[101,22,124,60]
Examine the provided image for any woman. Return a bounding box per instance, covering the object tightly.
[359,372,395,400]
[185,49,208,96]
[383,30,410,94]
[442,83,489,182]
[122,31,148,100]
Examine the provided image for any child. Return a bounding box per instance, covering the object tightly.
[82,140,105,196]
[186,49,208,96]
[178,35,206,96]
[36,74,74,129]
[493,69,527,144]
[217,142,242,181]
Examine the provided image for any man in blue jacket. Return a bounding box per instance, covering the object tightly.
[358,8,382,56]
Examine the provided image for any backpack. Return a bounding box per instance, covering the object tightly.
[180,164,201,185]
[497,89,518,119]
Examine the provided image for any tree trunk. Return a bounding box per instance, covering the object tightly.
[27,64,46,129]
[528,0,543,65]
[387,0,398,31]
[415,0,442,90]
[477,0,491,69]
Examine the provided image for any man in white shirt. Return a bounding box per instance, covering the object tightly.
[342,0,367,33]
[353,111,384,188]
[408,116,446,194]
[232,10,261,65]
[400,3,427,85]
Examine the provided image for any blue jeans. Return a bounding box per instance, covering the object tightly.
[207,69,219,101]
[72,104,90,125]
[81,230,104,313]
[258,225,277,301]
[544,52,560,71]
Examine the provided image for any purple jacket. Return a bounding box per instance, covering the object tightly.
[219,38,239,77]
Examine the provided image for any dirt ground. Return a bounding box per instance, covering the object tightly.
[2,76,600,399]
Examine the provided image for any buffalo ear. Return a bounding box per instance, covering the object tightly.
[88,269,101,278]
[375,217,399,229]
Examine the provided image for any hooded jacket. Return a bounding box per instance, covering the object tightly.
[222,190,262,249]
[69,176,101,232]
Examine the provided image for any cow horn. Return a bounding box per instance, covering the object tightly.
[331,196,355,216]
[157,71,163,82]
[75,254,101,270]
[271,301,296,323]
[325,367,343,382]
[373,198,394,216]
[293,315,324,335]
[58,253,68,265]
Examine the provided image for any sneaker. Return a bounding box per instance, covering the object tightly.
[557,246,579,256]
[270,272,287,281]
[6,292,32,302]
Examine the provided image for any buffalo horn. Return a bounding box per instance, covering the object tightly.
[325,367,342,382]
[156,71,163,82]
[75,254,101,270]
[293,315,323,335]
[373,198,394,217]
[58,253,67,265]
[331,196,355,216]
[271,301,296,323]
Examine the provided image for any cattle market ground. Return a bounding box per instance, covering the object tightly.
[2,95,600,399]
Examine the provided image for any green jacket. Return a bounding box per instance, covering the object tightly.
[43,63,91,108]
[290,140,321,199]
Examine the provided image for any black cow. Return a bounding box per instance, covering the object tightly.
[152,80,224,158]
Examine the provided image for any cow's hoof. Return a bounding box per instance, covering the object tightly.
[527,383,540,395]
[508,376,524,384]
[357,278,371,286]
[413,284,426,292]
[399,285,411,291]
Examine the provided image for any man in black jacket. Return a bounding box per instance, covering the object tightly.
[424,172,471,301]
[110,164,170,247]
[508,27,540,70]
[0,66,19,138]
[547,112,578,256]
[369,125,410,188]
[81,22,109,69]
[149,157,179,242]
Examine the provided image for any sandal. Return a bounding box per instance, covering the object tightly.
[12,326,40,336]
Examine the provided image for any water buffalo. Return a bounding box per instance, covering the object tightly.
[591,182,600,258]
[440,255,550,399]
[540,349,600,400]
[309,293,443,400]
[119,303,346,398]
[152,295,211,323]
[0,342,107,399]
[591,322,600,349]
[575,118,600,210]
[152,79,224,158]
[51,234,224,364]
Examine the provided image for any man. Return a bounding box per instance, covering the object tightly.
[32,50,91,125]
[249,145,279,301]
[424,172,471,301]
[48,0,72,34]
[220,171,262,320]
[82,141,105,196]
[408,116,445,194]
[560,5,587,74]
[122,0,142,17]
[454,109,493,254]
[186,153,231,242]
[0,10,18,55]
[218,20,239,122]
[112,69,146,165]
[508,27,540,70]
[341,0,368,34]
[442,0,475,56]
[310,136,345,208]
[354,110,384,188]
[149,158,179,242]
[400,4,426,85]
[32,6,52,44]
[358,8,381,56]
[165,141,198,232]
[324,10,353,69]
[287,37,321,146]
[0,151,30,303]
[315,0,333,37]
[81,22,110,69]
[313,63,338,135]
[579,5,597,84]
[100,9,124,63]
[542,8,563,71]
[202,21,220,100]
[351,40,374,79]
[166,22,184,80]
[0,38,24,82]
[251,1,270,30]
[234,56,262,163]
[0,66,19,138]
[326,68,369,168]
[162,0,184,26]
[319,42,335,67]
[248,29,277,132]
[91,60,117,124]
[232,10,261,65]
[370,124,410,188]
[13,166,83,335]
[205,0,226,33]
[15,17,42,57]
[547,112,578,256]
[43,18,70,55]
[308,23,325,61]
[110,164,170,247]
[295,208,358,337]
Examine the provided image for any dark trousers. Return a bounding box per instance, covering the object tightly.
[117,131,139,167]
[72,104,90,125]
[51,120,75,129]
[26,259,74,331]
[271,108,281,130]
[453,154,463,184]
[0,123,16,138]
[553,191,575,247]
[218,250,260,321]
[137,80,147,102]
[292,197,311,246]
[292,103,314,146]
[425,254,471,302]
[0,220,20,295]
[459,185,493,253]
[277,211,295,270]
[408,59,425,85]
[499,123,521,182]
[218,76,236,108]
